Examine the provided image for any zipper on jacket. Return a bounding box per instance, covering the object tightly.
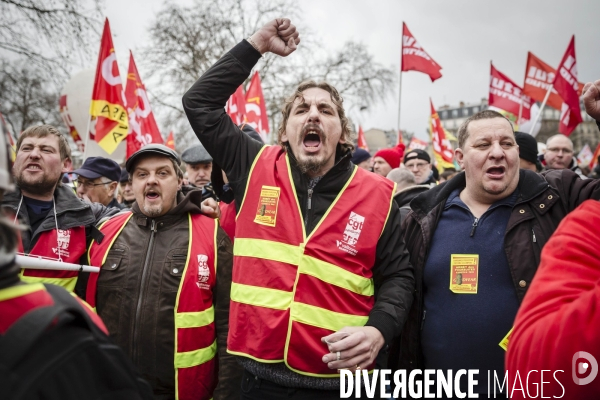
[469,217,479,237]
[532,228,537,243]
[304,188,313,228]
[132,219,157,363]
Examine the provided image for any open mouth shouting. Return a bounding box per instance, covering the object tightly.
[301,124,324,153]
[145,188,161,202]
[486,165,506,179]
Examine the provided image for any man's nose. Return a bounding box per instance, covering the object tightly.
[307,105,321,122]
[28,147,41,158]
[76,184,85,196]
[489,142,506,157]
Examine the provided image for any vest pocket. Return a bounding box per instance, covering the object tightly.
[99,248,127,288]
[162,250,187,292]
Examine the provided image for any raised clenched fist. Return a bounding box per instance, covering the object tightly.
[582,79,600,121]
[248,18,300,57]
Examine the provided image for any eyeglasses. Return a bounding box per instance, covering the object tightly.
[405,162,429,169]
[75,179,112,189]
[546,147,573,154]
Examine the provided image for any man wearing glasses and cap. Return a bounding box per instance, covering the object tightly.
[85,144,241,400]
[182,143,213,189]
[403,149,437,187]
[74,156,124,209]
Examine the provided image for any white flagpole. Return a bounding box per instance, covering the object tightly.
[529,84,553,135]
[397,22,404,135]
[517,100,523,125]
[16,255,100,273]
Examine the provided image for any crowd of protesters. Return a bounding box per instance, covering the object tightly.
[1,17,600,400]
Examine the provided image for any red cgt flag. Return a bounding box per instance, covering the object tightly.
[165,131,175,150]
[553,36,583,136]
[489,63,532,121]
[357,125,369,151]
[227,85,246,125]
[89,18,128,154]
[245,72,269,142]
[429,99,454,167]
[401,22,442,82]
[125,51,163,159]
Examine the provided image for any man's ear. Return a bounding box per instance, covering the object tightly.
[61,158,72,173]
[108,181,118,197]
[455,148,464,169]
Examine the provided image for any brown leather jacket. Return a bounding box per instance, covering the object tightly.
[87,187,241,399]
[391,169,600,372]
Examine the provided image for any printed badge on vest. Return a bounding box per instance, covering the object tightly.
[336,211,365,256]
[197,255,210,290]
[254,185,281,227]
[52,229,72,258]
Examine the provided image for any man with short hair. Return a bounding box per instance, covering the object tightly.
[514,131,541,172]
[118,167,135,207]
[183,18,414,398]
[182,144,213,189]
[85,144,240,400]
[74,156,123,209]
[543,133,586,178]
[403,149,436,186]
[394,109,600,397]
[372,144,404,177]
[1,125,118,291]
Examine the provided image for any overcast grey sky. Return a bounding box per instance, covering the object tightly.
[104,0,599,140]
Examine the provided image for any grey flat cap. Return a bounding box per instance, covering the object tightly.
[181,144,212,165]
[126,144,181,173]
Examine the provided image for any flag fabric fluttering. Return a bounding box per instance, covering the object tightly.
[125,51,163,159]
[227,85,247,125]
[397,130,404,145]
[552,36,583,136]
[357,125,369,151]
[245,72,269,142]
[89,18,129,155]
[408,137,429,151]
[589,143,600,172]
[429,99,454,169]
[522,52,583,111]
[59,95,85,152]
[401,22,442,82]
[165,131,175,150]
[489,63,532,121]
[576,143,593,167]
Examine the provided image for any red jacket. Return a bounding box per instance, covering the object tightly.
[506,199,600,399]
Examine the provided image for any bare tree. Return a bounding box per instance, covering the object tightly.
[0,0,103,81]
[142,0,395,149]
[0,60,62,134]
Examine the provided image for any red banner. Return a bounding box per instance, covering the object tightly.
[430,99,454,167]
[59,95,85,152]
[227,85,246,126]
[357,125,369,151]
[553,36,582,136]
[165,131,175,150]
[401,22,442,82]
[489,63,532,121]
[89,18,128,154]
[245,72,269,142]
[408,137,428,151]
[124,51,163,159]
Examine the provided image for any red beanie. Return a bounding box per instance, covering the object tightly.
[374,143,406,169]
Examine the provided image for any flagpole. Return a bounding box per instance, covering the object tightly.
[397,23,404,135]
[528,84,553,135]
[517,100,523,125]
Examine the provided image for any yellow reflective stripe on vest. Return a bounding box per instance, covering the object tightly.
[234,238,302,266]
[19,274,77,292]
[0,282,45,301]
[290,302,369,332]
[231,282,292,310]
[175,306,214,328]
[299,255,374,296]
[175,339,217,369]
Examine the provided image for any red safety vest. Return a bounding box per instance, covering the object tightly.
[227,146,396,377]
[219,200,236,243]
[0,283,107,335]
[86,211,218,400]
[19,227,87,292]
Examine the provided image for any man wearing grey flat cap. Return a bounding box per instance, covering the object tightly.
[182,144,213,189]
[84,144,241,400]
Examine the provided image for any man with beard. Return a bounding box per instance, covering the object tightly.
[393,109,600,398]
[183,18,414,399]
[85,144,241,400]
[0,125,118,291]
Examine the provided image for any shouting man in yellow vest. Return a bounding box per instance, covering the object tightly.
[183,19,415,398]
[85,144,242,400]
